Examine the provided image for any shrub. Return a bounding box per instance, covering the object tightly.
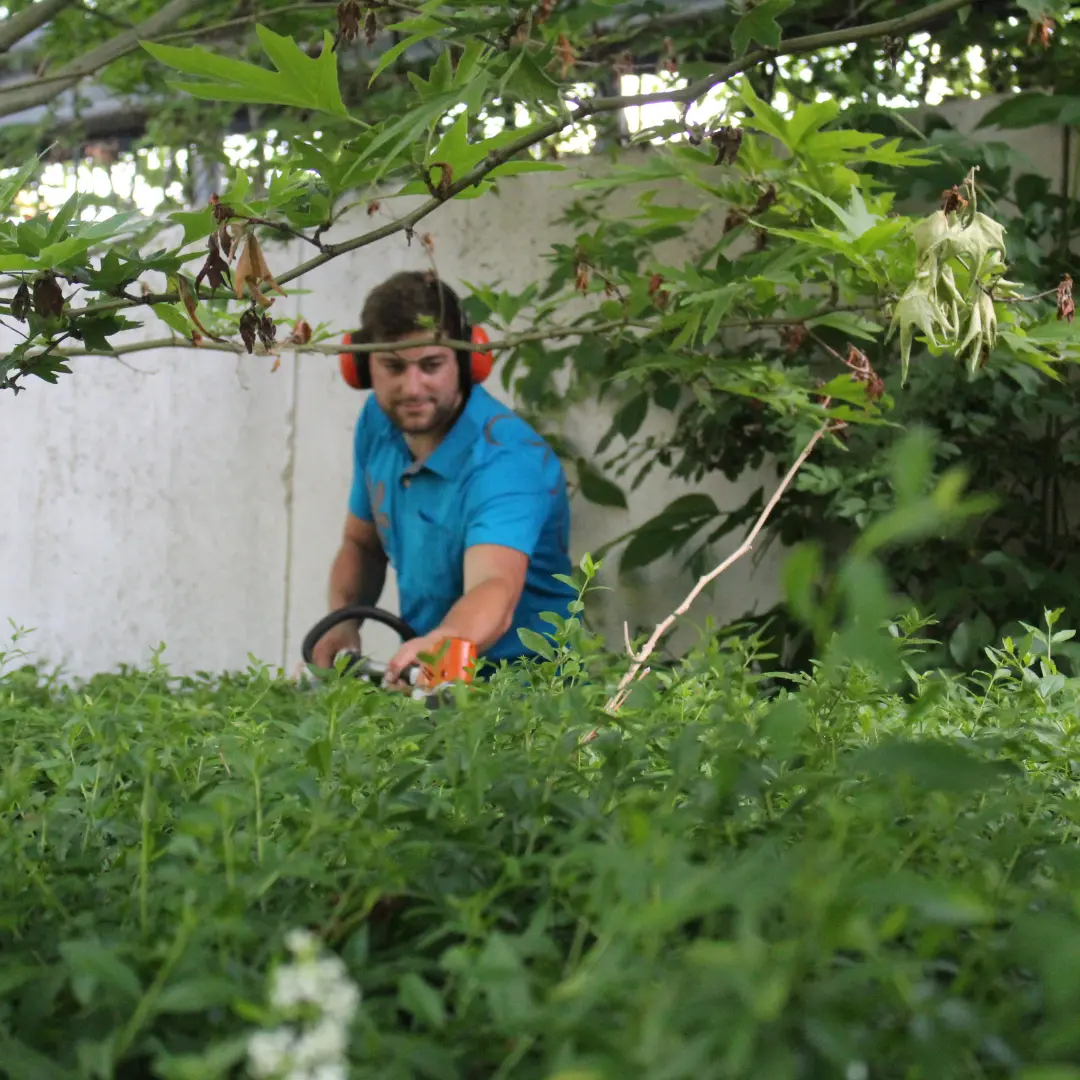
[3,592,1080,1080]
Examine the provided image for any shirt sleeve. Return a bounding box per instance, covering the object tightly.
[347,402,373,521]
[463,439,555,558]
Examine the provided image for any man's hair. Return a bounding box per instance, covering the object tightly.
[359,269,465,345]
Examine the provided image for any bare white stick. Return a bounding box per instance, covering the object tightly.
[587,416,836,732]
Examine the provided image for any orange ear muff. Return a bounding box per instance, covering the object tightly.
[339,331,366,390]
[470,324,493,384]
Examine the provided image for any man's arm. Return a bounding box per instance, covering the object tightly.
[383,543,528,685]
[310,513,388,669]
[329,512,388,612]
[431,543,528,650]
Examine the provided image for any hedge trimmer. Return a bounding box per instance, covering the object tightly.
[300,604,477,708]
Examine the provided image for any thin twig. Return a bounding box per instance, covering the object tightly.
[586,411,837,734]
[238,215,324,250]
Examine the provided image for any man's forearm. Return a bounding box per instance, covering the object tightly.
[328,539,387,613]
[433,578,517,653]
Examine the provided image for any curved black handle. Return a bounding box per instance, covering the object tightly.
[301,604,417,666]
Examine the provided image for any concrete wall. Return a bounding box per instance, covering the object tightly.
[0,94,1069,678]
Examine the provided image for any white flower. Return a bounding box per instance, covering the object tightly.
[247,1029,295,1079]
[248,929,360,1080]
[285,928,319,958]
[291,1018,348,1069]
[307,1064,347,1080]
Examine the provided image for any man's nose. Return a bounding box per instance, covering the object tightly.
[401,363,426,394]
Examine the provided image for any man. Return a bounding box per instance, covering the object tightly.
[310,269,578,686]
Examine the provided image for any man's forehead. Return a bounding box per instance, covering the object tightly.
[372,345,451,363]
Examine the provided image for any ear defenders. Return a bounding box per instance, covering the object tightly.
[338,287,494,392]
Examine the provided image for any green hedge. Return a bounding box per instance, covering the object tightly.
[3,606,1080,1080]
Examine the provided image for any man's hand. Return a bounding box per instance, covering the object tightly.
[311,621,362,670]
[384,630,444,690]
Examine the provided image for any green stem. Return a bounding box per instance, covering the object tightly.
[139,772,153,938]
[114,910,195,1060]
[254,768,265,866]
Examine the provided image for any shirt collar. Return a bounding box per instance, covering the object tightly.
[386,388,483,479]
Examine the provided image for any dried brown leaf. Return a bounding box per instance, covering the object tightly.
[782,324,807,355]
[556,33,575,78]
[940,185,968,216]
[751,184,778,215]
[287,318,313,345]
[1058,273,1074,323]
[1029,16,1054,47]
[233,231,285,308]
[32,274,64,319]
[239,309,259,354]
[843,343,884,401]
[195,233,232,294]
[210,194,235,224]
[334,0,361,50]
[425,162,454,200]
[648,273,669,309]
[257,312,277,351]
[11,282,31,321]
[710,126,743,166]
[177,274,222,341]
[882,35,904,68]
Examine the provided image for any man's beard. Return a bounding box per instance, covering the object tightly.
[388,393,461,435]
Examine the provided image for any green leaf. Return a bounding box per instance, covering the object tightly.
[806,311,884,342]
[153,1036,251,1080]
[369,23,442,86]
[0,155,43,208]
[792,181,880,240]
[59,939,142,1002]
[576,458,628,508]
[154,976,238,1014]
[518,628,556,661]
[852,737,1013,794]
[143,28,349,117]
[611,392,649,443]
[783,541,824,630]
[169,208,215,246]
[977,92,1080,131]
[735,77,789,145]
[398,972,447,1030]
[731,0,793,56]
[0,1031,71,1080]
[153,303,194,337]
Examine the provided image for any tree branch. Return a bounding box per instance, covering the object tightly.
[0,0,204,120]
[14,318,642,361]
[0,0,76,53]
[586,412,838,731]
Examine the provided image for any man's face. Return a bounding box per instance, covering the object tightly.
[369,332,462,436]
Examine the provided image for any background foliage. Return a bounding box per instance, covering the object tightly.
[1,0,1079,680]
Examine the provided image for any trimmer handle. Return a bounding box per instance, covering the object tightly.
[301,604,417,668]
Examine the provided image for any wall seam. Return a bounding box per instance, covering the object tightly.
[279,237,303,673]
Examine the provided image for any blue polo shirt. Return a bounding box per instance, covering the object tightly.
[347,385,578,665]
